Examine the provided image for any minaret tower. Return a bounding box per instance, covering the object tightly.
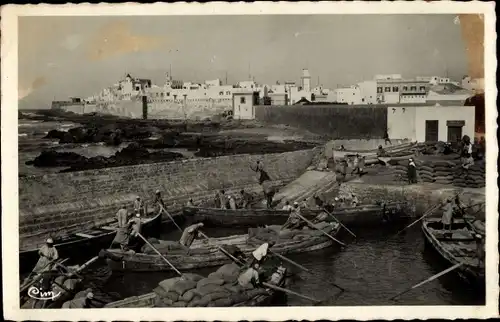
[301,68,311,92]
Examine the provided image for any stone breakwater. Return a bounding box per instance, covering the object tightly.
[19,148,320,248]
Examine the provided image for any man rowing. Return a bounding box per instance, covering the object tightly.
[179,222,204,255]
[281,202,306,230]
[154,190,166,213]
[32,238,59,274]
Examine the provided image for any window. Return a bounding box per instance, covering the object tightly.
[419,86,426,91]
[166,92,170,96]
[135,86,140,91]
[219,91,223,95]
[410,86,417,91]
[226,91,231,95]
[392,86,399,92]
[240,97,246,104]
[403,86,408,91]
[377,87,383,93]
[385,87,391,92]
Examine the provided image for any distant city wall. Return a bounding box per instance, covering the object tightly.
[19,149,318,248]
[58,99,233,120]
[255,105,388,139]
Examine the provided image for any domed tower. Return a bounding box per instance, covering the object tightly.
[301,69,311,92]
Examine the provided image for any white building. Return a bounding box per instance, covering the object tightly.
[387,103,475,142]
[336,85,361,105]
[232,91,259,119]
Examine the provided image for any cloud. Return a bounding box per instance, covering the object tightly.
[85,21,163,61]
[19,76,47,100]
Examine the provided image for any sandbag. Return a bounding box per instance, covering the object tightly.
[197,284,228,297]
[419,170,434,177]
[197,277,224,289]
[158,277,182,293]
[420,166,434,173]
[148,237,159,244]
[434,171,452,177]
[186,296,202,307]
[246,288,268,298]
[165,291,179,302]
[215,263,241,283]
[54,275,66,285]
[208,298,233,307]
[153,286,170,298]
[181,273,204,283]
[172,300,188,307]
[229,292,250,304]
[435,175,454,181]
[172,279,197,296]
[278,229,296,239]
[224,284,243,294]
[63,278,80,291]
[190,296,210,307]
[313,221,330,230]
[181,289,197,302]
[200,291,231,303]
[155,297,173,307]
[292,234,308,241]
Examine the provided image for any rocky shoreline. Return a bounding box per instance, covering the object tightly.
[20,110,321,173]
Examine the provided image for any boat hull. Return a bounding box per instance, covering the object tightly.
[421,217,485,289]
[20,211,162,274]
[183,202,410,228]
[106,223,341,272]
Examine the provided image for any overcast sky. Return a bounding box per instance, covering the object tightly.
[18,14,467,109]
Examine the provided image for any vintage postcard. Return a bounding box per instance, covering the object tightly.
[2,1,498,321]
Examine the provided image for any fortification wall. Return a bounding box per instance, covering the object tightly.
[59,99,232,120]
[255,105,388,139]
[19,149,318,245]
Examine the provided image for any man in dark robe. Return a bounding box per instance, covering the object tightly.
[407,158,417,184]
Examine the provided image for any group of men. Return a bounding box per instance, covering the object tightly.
[213,189,254,210]
[336,154,366,182]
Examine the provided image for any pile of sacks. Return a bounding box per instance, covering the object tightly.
[248,222,332,244]
[452,160,486,188]
[152,263,269,307]
[391,155,466,185]
[141,238,211,255]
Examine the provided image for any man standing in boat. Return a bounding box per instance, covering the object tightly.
[154,190,166,214]
[127,213,142,251]
[441,199,454,235]
[219,190,227,209]
[228,194,237,210]
[179,222,204,255]
[282,200,294,212]
[32,238,59,274]
[134,196,146,216]
[240,189,253,209]
[186,198,194,207]
[116,205,129,228]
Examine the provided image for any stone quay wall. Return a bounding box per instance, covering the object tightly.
[19,149,319,246]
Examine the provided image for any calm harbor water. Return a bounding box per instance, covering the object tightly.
[102,222,484,306]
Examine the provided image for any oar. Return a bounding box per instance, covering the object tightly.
[198,231,247,267]
[262,281,321,303]
[322,207,357,238]
[21,258,69,293]
[136,232,182,276]
[390,191,464,239]
[267,249,345,292]
[160,204,183,233]
[295,213,346,247]
[389,262,463,300]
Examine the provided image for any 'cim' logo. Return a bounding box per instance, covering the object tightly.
[27,286,61,301]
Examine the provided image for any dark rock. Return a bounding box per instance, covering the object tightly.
[29,150,88,167]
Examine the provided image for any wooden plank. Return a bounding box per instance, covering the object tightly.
[75,232,95,239]
[101,226,116,231]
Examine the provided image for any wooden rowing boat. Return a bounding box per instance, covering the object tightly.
[20,211,162,274]
[104,265,289,308]
[183,202,410,227]
[104,222,342,272]
[421,217,485,289]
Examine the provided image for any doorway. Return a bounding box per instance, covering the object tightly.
[425,120,439,142]
[446,120,465,143]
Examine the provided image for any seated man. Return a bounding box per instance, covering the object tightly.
[179,222,205,254]
[281,202,307,231]
[237,263,261,289]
